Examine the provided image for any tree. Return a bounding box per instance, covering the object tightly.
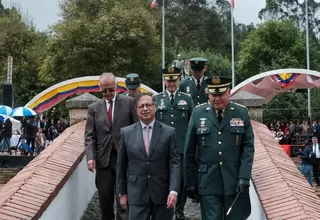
[0,3,47,106]
[40,1,162,91]
[237,20,320,81]
[259,0,320,34]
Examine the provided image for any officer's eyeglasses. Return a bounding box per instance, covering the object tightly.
[101,88,115,93]
[136,103,155,110]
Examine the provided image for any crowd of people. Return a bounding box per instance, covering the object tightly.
[0,116,69,156]
[266,119,320,144]
[85,57,254,220]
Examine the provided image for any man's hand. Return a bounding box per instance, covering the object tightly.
[236,178,250,194]
[120,195,128,210]
[167,193,177,209]
[87,160,96,172]
[186,186,199,200]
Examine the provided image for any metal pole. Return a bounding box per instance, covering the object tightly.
[162,0,165,92]
[306,0,311,119]
[231,5,235,88]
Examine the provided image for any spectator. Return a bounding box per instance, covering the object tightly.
[2,118,12,154]
[35,128,46,155]
[301,141,313,186]
[25,117,38,156]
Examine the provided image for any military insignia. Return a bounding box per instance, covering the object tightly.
[212,76,221,85]
[200,118,206,127]
[230,118,244,127]
[186,86,190,94]
[182,113,186,118]
[168,66,174,74]
[130,78,135,82]
[195,60,199,64]
[231,107,235,111]
[205,87,209,94]
[160,99,165,106]
[178,100,187,105]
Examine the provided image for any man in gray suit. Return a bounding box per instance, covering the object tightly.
[116,92,181,220]
[85,73,138,220]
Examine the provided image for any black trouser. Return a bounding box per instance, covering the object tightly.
[26,138,35,154]
[95,150,128,220]
[129,199,174,220]
[175,154,187,217]
[200,194,251,220]
[312,159,320,184]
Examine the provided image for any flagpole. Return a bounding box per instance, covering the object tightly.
[306,0,311,119]
[162,0,165,92]
[231,2,235,89]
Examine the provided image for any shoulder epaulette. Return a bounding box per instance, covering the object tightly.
[179,92,189,96]
[194,102,208,109]
[231,101,247,109]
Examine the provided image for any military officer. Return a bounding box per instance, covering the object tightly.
[179,57,209,106]
[122,73,142,97]
[154,67,194,220]
[184,76,254,220]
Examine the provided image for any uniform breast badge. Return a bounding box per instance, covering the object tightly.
[186,86,190,94]
[200,118,206,128]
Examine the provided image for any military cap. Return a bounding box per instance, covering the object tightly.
[162,67,181,81]
[205,75,231,95]
[125,73,141,89]
[189,57,207,72]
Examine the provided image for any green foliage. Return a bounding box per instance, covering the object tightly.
[237,20,320,81]
[40,2,162,90]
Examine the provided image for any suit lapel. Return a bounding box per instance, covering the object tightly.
[148,121,161,158]
[206,106,220,128]
[100,99,111,127]
[134,123,148,158]
[219,103,231,129]
[113,94,122,127]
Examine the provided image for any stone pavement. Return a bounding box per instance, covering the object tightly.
[81,191,201,220]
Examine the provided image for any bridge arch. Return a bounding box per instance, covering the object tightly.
[231,68,320,102]
[25,75,158,113]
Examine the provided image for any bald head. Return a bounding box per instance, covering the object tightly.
[99,73,116,100]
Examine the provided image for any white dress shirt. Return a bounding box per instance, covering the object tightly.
[313,144,320,158]
[192,76,204,86]
[139,119,178,196]
[105,95,116,121]
[166,89,178,99]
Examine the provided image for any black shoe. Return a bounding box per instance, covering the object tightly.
[176,214,185,220]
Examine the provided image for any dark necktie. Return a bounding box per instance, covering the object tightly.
[170,93,174,105]
[217,110,223,124]
[108,100,113,127]
[197,79,201,91]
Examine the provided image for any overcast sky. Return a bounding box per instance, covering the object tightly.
[3,0,266,31]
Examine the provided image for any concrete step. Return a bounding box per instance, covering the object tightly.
[0,168,20,186]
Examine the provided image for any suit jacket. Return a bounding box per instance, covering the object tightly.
[84,94,138,169]
[116,120,180,205]
[184,102,254,196]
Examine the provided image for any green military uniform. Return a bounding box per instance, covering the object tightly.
[121,73,141,97]
[154,67,194,220]
[179,57,209,106]
[184,76,254,220]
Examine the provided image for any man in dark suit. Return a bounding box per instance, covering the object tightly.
[310,136,320,186]
[116,92,181,220]
[85,72,138,220]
